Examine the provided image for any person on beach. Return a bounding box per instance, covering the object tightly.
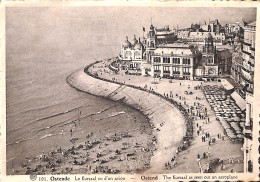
[197,130,200,136]
[70,129,73,137]
[203,152,206,158]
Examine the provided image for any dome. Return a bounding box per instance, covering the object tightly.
[122,36,131,48]
[131,35,138,46]
[134,38,144,50]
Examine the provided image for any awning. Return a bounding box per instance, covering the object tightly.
[231,91,246,111]
[221,79,234,90]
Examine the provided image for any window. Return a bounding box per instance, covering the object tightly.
[183,58,191,65]
[173,58,180,64]
[207,57,213,64]
[163,66,170,73]
[183,67,190,73]
[163,57,170,63]
[134,51,141,59]
[126,51,132,58]
[154,57,161,63]
[154,65,160,71]
[172,66,180,74]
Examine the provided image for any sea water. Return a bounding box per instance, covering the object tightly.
[5,7,149,174]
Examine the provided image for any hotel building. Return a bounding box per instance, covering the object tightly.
[241,21,255,173]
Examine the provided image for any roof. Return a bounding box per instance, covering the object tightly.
[189,32,224,38]
[158,43,190,48]
[221,79,234,90]
[131,35,138,46]
[154,46,197,55]
[134,42,144,50]
[156,27,170,32]
[218,49,232,59]
[247,21,256,26]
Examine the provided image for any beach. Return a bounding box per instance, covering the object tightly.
[67,68,187,173]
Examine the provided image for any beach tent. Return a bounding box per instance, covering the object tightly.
[231,91,246,111]
[221,79,234,91]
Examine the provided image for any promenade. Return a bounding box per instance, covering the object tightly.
[86,59,243,173]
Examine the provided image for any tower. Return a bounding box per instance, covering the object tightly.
[146,24,156,50]
[145,24,156,62]
[202,33,218,76]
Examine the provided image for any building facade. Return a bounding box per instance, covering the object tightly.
[241,21,255,95]
[149,44,200,80]
[241,21,255,173]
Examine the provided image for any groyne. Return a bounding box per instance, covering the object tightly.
[67,61,189,173]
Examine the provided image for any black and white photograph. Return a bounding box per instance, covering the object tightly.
[2,2,260,181]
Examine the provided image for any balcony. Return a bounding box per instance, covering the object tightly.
[241,66,251,73]
[243,41,251,46]
[250,55,255,59]
[154,70,161,73]
[153,61,161,64]
[242,50,251,56]
[240,73,253,85]
[163,70,170,73]
[183,72,191,75]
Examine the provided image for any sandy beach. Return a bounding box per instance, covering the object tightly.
[67,67,187,173]
[8,85,155,175]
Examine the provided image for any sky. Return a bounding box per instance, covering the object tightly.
[6,7,257,56]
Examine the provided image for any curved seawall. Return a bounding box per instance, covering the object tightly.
[67,65,187,173]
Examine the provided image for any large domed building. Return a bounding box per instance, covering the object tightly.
[119,36,145,71]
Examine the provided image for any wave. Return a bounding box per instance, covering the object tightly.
[8,105,88,133]
[94,111,126,121]
[108,111,126,118]
[90,108,110,115]
[35,108,79,122]
[8,104,120,147]
[7,137,34,146]
[38,133,56,140]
